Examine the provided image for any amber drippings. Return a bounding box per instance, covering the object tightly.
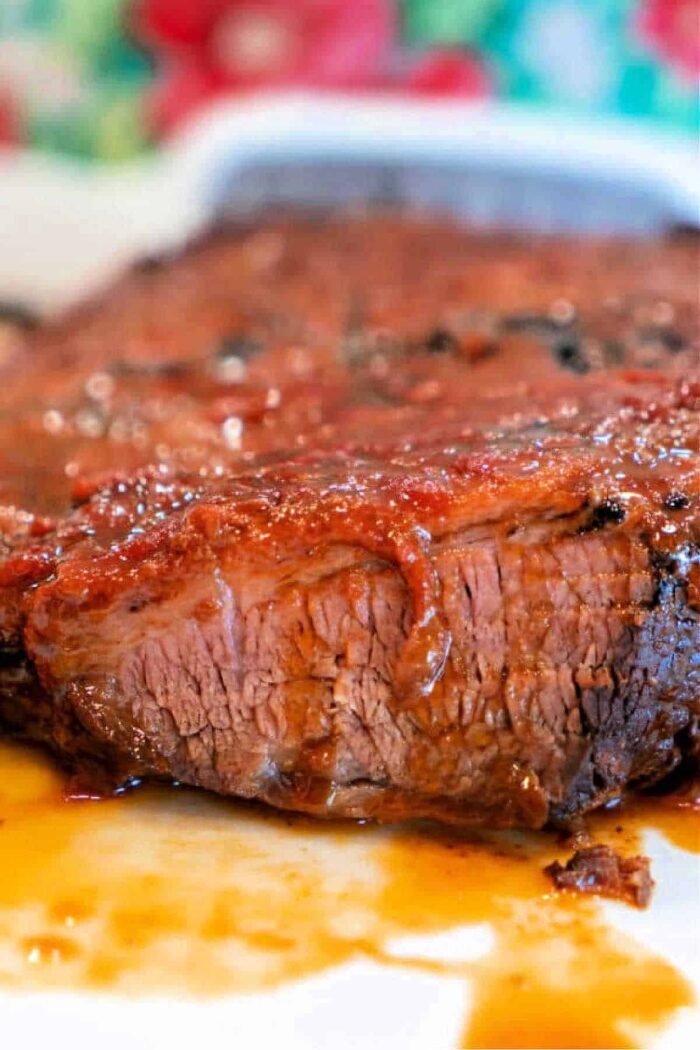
[379,824,694,1049]
[0,741,696,1048]
[629,789,700,854]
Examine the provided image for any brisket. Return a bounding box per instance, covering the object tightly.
[0,214,697,826]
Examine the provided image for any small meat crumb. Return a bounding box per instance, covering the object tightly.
[545,844,654,909]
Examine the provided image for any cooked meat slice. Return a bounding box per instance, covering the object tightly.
[0,214,697,826]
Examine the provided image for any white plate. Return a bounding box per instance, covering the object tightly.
[0,823,697,1050]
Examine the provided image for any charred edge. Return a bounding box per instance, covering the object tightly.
[648,543,699,612]
[552,336,590,374]
[0,646,26,670]
[579,499,627,533]
[645,739,700,794]
[663,491,690,511]
[649,549,678,608]
[500,312,592,374]
[425,328,458,354]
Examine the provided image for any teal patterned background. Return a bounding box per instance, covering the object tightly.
[0,0,697,160]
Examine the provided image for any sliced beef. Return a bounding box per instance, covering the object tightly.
[0,214,698,826]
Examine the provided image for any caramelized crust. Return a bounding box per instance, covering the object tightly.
[0,214,698,825]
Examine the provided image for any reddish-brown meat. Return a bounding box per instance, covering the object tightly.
[545,845,655,908]
[0,214,698,825]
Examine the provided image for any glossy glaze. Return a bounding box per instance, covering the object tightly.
[0,215,698,827]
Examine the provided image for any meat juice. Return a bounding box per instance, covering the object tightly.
[0,739,696,1048]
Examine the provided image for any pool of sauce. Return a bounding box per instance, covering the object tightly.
[0,740,696,1048]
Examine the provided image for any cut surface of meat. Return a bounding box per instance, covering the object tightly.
[0,213,698,826]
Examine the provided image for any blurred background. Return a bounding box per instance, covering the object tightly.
[0,1,697,314]
[0,0,697,162]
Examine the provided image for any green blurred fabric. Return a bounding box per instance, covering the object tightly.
[0,0,696,159]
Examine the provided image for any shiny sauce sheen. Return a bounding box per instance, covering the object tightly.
[0,740,696,1049]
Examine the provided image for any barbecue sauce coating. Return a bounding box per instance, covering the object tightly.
[0,214,698,825]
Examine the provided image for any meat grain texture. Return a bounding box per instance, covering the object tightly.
[0,214,698,826]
